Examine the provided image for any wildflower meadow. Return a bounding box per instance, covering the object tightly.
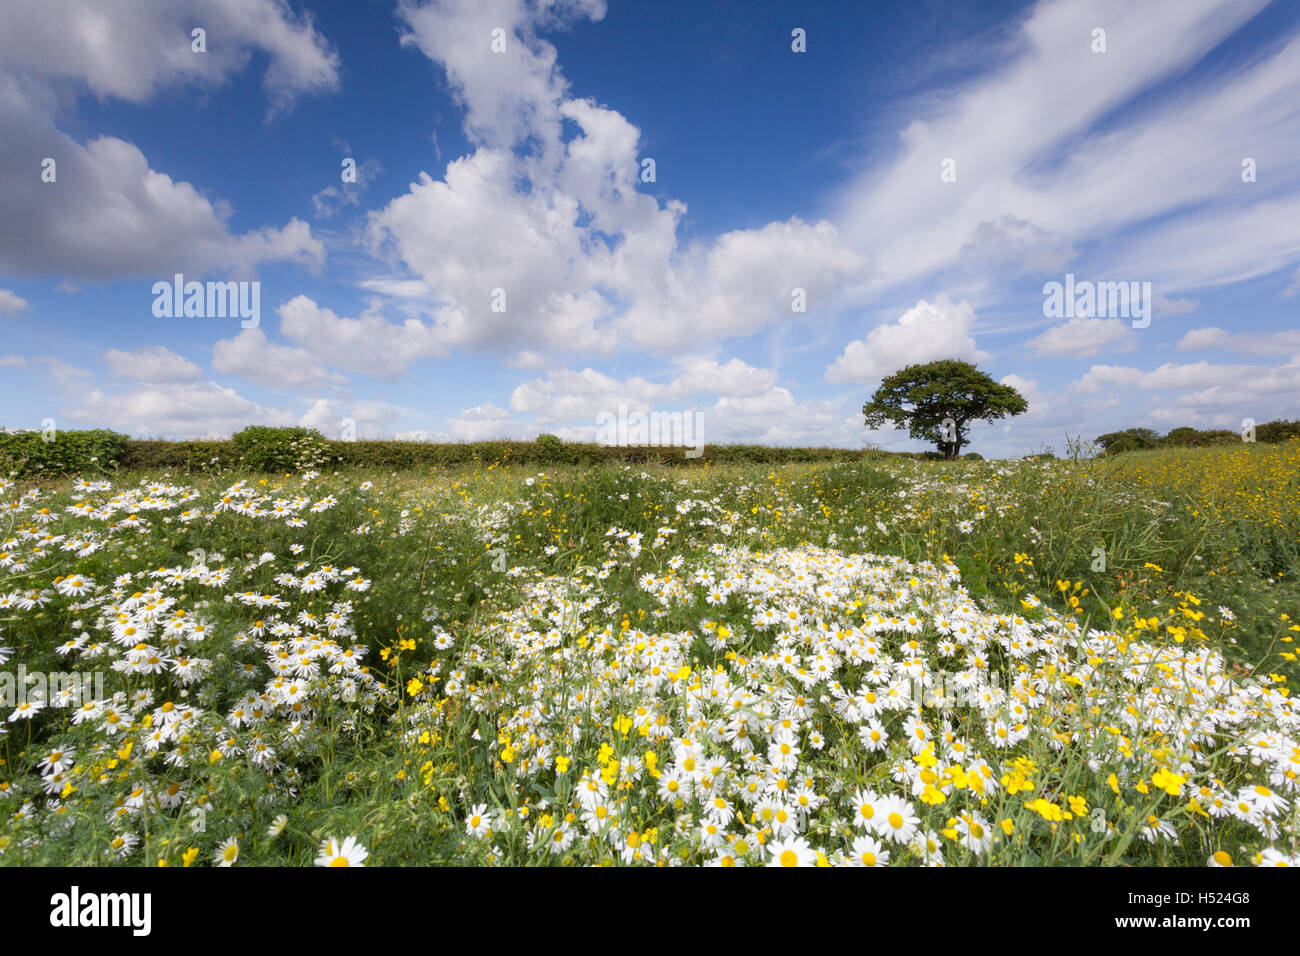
[2,440,1297,867]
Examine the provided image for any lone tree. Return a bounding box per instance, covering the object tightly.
[862,359,1028,459]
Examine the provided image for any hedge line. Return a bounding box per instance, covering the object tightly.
[1095,420,1300,454]
[7,424,1297,478]
[2,427,892,477]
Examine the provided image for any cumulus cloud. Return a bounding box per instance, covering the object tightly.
[1026,316,1139,358]
[671,359,779,399]
[509,357,780,424]
[1069,357,1300,426]
[364,0,866,362]
[275,295,447,377]
[103,345,202,383]
[0,0,339,113]
[0,0,334,281]
[825,295,990,383]
[0,288,29,315]
[0,81,325,280]
[447,402,514,440]
[63,381,294,438]
[212,327,347,391]
[504,357,861,448]
[1069,365,1149,395]
[297,397,411,437]
[510,367,679,423]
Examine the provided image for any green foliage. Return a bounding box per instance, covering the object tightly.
[1095,427,1163,454]
[1162,427,1200,446]
[120,439,232,472]
[862,359,1028,459]
[1163,427,1238,447]
[0,427,128,478]
[9,433,926,478]
[231,426,336,473]
[1256,419,1300,443]
[962,451,984,461]
[1097,423,1299,455]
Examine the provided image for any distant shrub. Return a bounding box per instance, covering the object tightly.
[962,452,984,461]
[0,428,128,478]
[1094,422,1300,455]
[1096,428,1163,454]
[120,439,233,472]
[232,426,336,473]
[1256,420,1300,443]
[1196,429,1240,446]
[1164,427,1238,447]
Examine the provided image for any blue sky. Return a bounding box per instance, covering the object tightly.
[1,0,1297,456]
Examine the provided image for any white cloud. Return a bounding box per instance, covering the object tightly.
[0,288,29,315]
[31,356,93,392]
[1284,265,1300,297]
[825,295,990,383]
[396,0,606,150]
[0,77,325,281]
[1068,365,1145,395]
[504,357,863,447]
[103,345,202,383]
[706,388,856,447]
[956,216,1077,277]
[509,357,781,425]
[1000,373,1045,410]
[617,218,866,351]
[212,328,346,392]
[1178,327,1300,355]
[63,381,294,437]
[297,397,413,438]
[1069,357,1300,423]
[357,278,433,298]
[276,295,447,377]
[509,367,677,423]
[1026,316,1139,358]
[1154,295,1198,316]
[672,359,779,399]
[312,157,383,218]
[447,402,514,440]
[833,0,1295,299]
[0,0,339,114]
[0,0,335,282]
[366,0,867,362]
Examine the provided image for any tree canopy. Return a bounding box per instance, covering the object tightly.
[862,359,1028,459]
